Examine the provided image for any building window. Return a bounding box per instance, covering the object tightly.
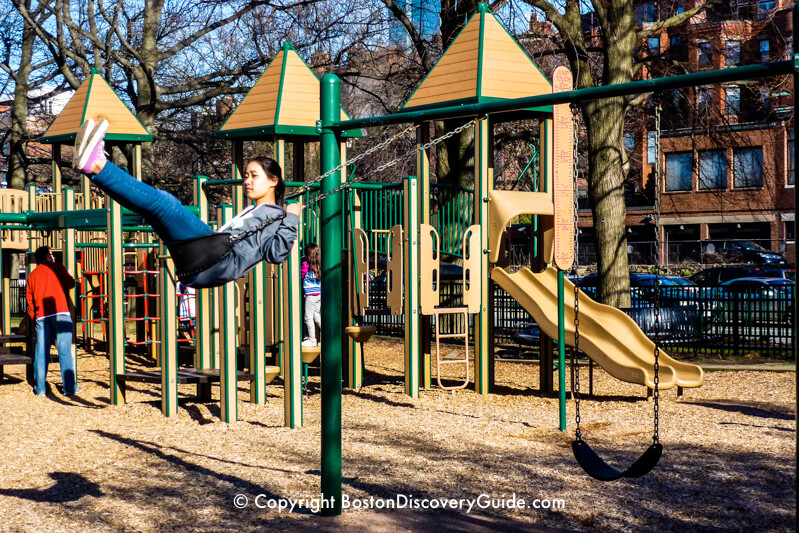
[698,150,727,189]
[698,41,713,67]
[647,131,657,164]
[624,132,635,153]
[665,152,693,191]
[789,131,795,186]
[698,87,712,114]
[647,37,660,55]
[760,88,771,110]
[733,147,764,188]
[635,2,657,24]
[724,87,740,117]
[760,40,770,62]
[725,40,740,66]
[757,0,776,19]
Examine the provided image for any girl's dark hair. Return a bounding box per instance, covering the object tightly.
[248,156,285,205]
[305,243,320,277]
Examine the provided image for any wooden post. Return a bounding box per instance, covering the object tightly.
[416,124,432,390]
[159,242,178,417]
[403,176,419,398]
[217,205,238,423]
[473,117,492,395]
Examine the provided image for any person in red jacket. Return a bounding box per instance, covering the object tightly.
[26,246,78,397]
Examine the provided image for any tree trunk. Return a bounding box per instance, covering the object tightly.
[583,99,630,307]
[578,0,637,308]
[7,0,35,190]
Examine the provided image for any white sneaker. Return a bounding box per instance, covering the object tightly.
[74,118,109,173]
[302,339,316,347]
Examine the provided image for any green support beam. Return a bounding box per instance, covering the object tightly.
[319,73,343,517]
[332,61,793,130]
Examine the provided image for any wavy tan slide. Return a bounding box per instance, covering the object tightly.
[492,267,704,390]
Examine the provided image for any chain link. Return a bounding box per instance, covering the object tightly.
[291,124,418,198]
[301,119,480,207]
[652,99,662,443]
[571,105,582,441]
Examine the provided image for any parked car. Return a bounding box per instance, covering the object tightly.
[700,240,786,265]
[576,273,697,307]
[689,266,796,287]
[713,277,795,332]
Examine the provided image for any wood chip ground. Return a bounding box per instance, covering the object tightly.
[0,340,795,532]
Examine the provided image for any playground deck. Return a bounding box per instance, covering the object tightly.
[0,340,794,532]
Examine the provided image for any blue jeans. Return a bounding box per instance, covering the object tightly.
[34,314,76,395]
[92,162,214,244]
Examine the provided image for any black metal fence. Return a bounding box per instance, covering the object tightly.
[364,278,795,359]
[11,272,793,358]
[7,279,26,316]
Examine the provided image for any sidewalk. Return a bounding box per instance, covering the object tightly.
[695,361,796,372]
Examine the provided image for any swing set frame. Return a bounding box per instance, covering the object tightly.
[314,5,799,514]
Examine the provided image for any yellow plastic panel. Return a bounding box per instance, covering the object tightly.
[387,225,404,315]
[419,223,440,315]
[462,225,481,313]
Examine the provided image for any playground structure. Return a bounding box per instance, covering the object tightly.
[0,0,796,515]
[1,2,707,427]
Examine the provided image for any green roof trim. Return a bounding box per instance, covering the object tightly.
[476,5,486,99]
[80,70,95,125]
[39,132,153,144]
[274,42,290,126]
[216,124,362,140]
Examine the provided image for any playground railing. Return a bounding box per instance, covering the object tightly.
[430,183,474,259]
[364,279,794,359]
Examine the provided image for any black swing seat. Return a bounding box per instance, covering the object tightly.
[572,439,663,481]
[167,233,234,279]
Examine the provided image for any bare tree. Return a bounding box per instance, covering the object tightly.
[11,0,340,182]
[1,1,66,189]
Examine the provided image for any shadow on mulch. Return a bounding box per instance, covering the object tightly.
[683,399,795,420]
[89,429,312,514]
[0,472,103,503]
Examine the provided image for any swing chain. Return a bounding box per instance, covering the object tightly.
[571,105,582,441]
[303,118,480,207]
[292,124,419,197]
[652,97,662,443]
[228,213,288,245]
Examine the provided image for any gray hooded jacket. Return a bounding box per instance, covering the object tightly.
[189,203,299,288]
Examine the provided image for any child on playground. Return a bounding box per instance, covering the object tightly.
[301,243,321,347]
[73,119,301,289]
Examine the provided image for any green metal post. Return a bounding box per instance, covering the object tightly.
[320,73,343,516]
[557,269,566,431]
[792,2,798,484]
[63,188,78,378]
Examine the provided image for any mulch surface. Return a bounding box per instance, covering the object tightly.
[0,340,795,532]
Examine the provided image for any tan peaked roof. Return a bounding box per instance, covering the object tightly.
[403,4,551,111]
[218,42,359,138]
[40,68,151,143]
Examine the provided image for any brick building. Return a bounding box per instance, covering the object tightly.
[579,0,795,266]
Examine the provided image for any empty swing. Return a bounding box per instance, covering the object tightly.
[570,101,665,481]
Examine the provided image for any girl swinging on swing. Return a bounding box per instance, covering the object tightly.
[73,118,302,289]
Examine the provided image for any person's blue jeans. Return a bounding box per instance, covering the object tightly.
[92,162,214,244]
[34,314,77,395]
